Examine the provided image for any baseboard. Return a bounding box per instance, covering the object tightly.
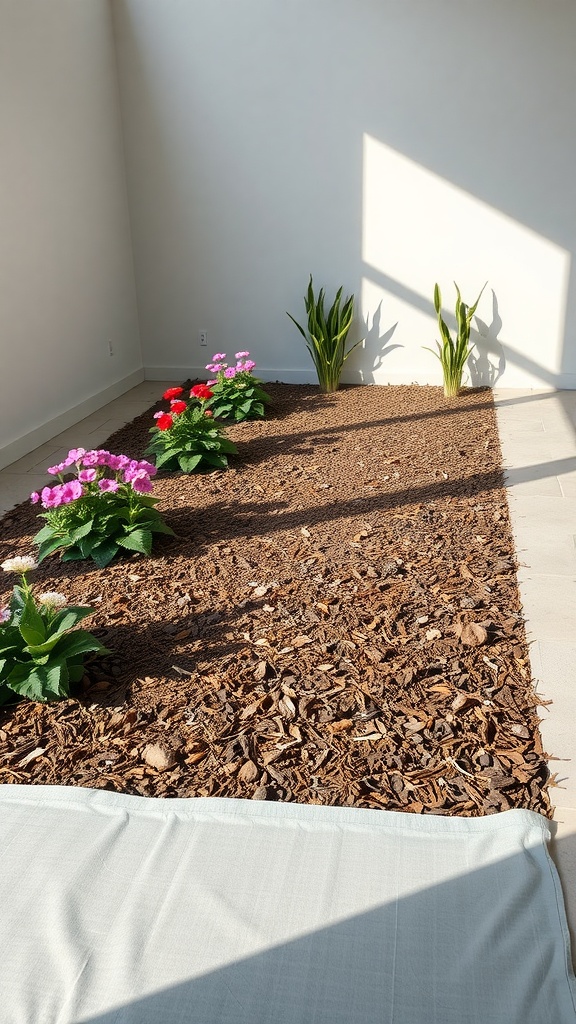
[144,365,576,389]
[0,368,145,472]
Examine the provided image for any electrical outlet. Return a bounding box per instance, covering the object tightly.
[199,330,208,347]
[108,340,114,357]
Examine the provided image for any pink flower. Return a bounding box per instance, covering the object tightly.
[41,485,63,509]
[98,478,119,493]
[78,469,97,483]
[137,460,157,477]
[238,359,256,372]
[60,480,83,504]
[47,462,68,476]
[81,451,100,467]
[211,352,226,361]
[235,351,250,359]
[30,491,40,504]
[0,607,10,624]
[205,364,218,372]
[130,472,153,493]
[206,379,217,386]
[204,410,214,418]
[67,448,86,462]
[224,367,237,379]
[153,411,164,419]
[107,454,130,471]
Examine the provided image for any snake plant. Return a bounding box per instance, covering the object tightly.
[426,281,487,398]
[287,276,361,393]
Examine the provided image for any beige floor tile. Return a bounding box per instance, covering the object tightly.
[550,806,576,971]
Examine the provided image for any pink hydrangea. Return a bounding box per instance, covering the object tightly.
[98,478,119,493]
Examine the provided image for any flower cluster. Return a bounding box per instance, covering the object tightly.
[205,352,256,383]
[155,385,214,431]
[198,350,271,423]
[30,449,157,508]
[0,556,108,704]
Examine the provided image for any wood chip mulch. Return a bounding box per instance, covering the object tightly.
[0,383,553,817]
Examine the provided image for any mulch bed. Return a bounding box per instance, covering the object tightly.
[0,384,552,816]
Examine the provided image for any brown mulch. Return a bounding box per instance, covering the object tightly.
[0,384,552,816]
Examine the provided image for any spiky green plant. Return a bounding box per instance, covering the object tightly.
[287,276,362,393]
[426,281,487,398]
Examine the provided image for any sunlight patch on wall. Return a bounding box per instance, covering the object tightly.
[362,135,571,387]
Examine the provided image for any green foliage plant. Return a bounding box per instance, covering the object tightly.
[287,276,362,393]
[0,556,109,704]
[426,281,487,398]
[31,449,174,568]
[145,385,238,473]
[203,351,271,421]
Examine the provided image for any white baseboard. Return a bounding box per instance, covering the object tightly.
[144,365,576,389]
[0,368,145,472]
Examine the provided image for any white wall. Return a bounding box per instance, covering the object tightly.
[113,0,576,389]
[0,0,143,469]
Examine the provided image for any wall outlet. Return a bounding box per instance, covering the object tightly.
[199,330,208,347]
[108,340,114,356]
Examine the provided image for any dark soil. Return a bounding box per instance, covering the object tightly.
[0,384,551,817]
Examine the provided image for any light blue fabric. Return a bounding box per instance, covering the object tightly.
[1,785,575,1023]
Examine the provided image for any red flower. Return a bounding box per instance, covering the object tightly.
[190,384,214,401]
[170,399,187,414]
[156,413,174,431]
[163,386,184,401]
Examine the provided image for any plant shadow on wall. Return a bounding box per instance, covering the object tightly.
[467,290,506,388]
[355,300,402,383]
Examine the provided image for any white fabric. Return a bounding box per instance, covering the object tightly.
[1,785,575,1024]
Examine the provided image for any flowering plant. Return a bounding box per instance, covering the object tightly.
[202,352,271,421]
[31,449,175,568]
[0,557,109,704]
[145,385,238,473]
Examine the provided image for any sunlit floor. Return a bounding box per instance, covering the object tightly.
[0,382,575,965]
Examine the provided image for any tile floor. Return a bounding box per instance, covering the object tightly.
[0,382,574,961]
[494,389,576,964]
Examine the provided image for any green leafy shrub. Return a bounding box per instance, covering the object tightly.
[145,385,238,473]
[287,276,361,393]
[426,281,487,398]
[203,351,271,421]
[0,556,109,704]
[31,448,174,568]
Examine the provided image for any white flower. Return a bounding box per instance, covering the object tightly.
[37,592,67,609]
[1,556,38,573]
[0,607,10,623]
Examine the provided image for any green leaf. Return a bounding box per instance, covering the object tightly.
[19,598,46,646]
[116,529,152,556]
[70,519,95,543]
[52,630,109,661]
[90,539,120,568]
[33,524,56,544]
[37,535,69,563]
[178,454,203,473]
[61,547,85,562]
[50,606,93,633]
[7,660,69,701]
